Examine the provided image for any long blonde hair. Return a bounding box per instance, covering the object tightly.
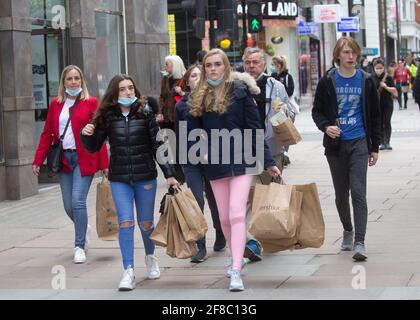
[189,49,233,117]
[57,65,90,103]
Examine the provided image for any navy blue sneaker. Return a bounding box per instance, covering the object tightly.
[244,239,262,262]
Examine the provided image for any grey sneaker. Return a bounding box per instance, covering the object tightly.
[341,230,354,251]
[352,242,368,261]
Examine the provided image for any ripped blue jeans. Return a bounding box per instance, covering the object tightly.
[111,179,157,269]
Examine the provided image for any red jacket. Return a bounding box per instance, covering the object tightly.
[394,67,412,84]
[33,97,109,176]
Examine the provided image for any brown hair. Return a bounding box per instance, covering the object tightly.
[182,64,202,93]
[189,49,233,117]
[92,74,146,128]
[333,37,361,65]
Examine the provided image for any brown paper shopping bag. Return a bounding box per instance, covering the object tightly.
[172,187,208,242]
[259,183,324,252]
[166,197,197,259]
[249,183,302,240]
[272,118,302,147]
[150,195,171,247]
[95,177,118,241]
[294,183,325,248]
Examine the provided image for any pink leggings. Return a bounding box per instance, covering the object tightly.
[210,175,253,271]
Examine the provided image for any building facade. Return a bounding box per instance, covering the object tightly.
[0,0,169,201]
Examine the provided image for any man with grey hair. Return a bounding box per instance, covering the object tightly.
[242,47,296,262]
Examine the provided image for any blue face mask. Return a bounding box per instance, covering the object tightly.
[270,66,277,74]
[206,76,224,87]
[118,96,138,106]
[65,87,82,97]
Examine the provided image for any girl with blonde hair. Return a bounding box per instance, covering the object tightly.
[188,49,281,292]
[32,65,109,264]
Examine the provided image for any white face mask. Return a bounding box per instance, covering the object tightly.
[375,68,384,76]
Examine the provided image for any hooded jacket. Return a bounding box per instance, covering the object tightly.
[312,68,381,155]
[186,76,276,181]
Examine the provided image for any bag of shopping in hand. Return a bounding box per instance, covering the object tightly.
[150,194,171,247]
[96,176,118,241]
[249,182,302,240]
[166,195,197,259]
[270,111,302,147]
[259,183,324,252]
[172,187,208,242]
[294,183,325,248]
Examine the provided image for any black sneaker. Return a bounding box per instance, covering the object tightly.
[379,144,386,150]
[213,230,226,252]
[352,242,368,261]
[386,144,393,150]
[191,246,207,263]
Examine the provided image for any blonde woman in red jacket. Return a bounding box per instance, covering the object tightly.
[32,65,109,264]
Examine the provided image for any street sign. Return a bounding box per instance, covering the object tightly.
[298,21,318,36]
[362,48,379,56]
[337,17,360,33]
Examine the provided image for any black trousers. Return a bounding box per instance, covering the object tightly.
[381,104,394,144]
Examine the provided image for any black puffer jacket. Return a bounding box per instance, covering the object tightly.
[80,102,174,183]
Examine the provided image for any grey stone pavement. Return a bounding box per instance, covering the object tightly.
[1,98,420,300]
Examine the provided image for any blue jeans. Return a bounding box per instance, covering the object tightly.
[111,179,157,269]
[59,152,94,249]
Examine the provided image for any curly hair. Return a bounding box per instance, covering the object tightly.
[92,75,146,128]
[188,49,234,117]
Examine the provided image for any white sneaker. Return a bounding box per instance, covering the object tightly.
[145,255,160,280]
[85,224,91,253]
[118,267,136,291]
[73,247,86,264]
[227,258,248,278]
[229,270,244,292]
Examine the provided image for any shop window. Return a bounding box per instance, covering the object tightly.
[95,0,126,98]
[30,0,67,141]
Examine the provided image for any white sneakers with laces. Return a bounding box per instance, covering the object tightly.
[73,247,86,264]
[145,255,161,280]
[85,224,91,253]
[229,270,244,292]
[118,266,136,291]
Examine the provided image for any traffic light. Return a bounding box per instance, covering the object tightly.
[181,0,207,39]
[247,0,262,33]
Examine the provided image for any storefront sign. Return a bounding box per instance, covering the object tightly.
[237,1,298,20]
[297,21,318,35]
[313,4,341,23]
[362,48,379,56]
[337,17,360,33]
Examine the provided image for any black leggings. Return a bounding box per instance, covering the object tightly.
[381,104,393,144]
[397,86,408,109]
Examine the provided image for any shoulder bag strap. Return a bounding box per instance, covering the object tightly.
[60,98,80,141]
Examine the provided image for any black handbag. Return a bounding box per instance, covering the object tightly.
[47,99,79,176]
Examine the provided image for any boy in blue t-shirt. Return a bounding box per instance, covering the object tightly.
[312,37,381,262]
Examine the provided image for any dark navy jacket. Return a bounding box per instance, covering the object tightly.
[187,83,276,181]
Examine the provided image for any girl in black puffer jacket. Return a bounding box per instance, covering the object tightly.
[81,74,179,291]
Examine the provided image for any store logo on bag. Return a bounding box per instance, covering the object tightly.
[260,204,281,212]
